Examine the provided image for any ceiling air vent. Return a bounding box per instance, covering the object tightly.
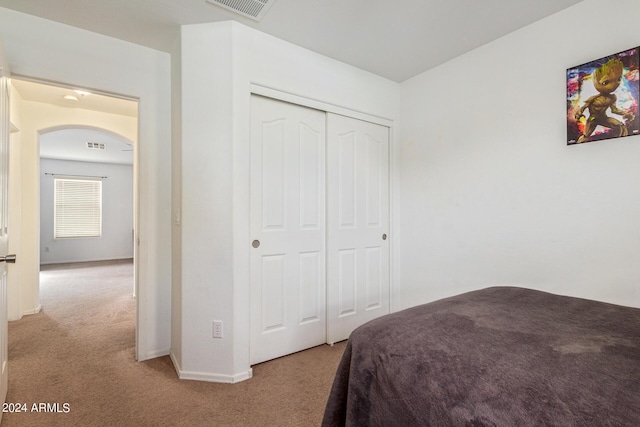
[86,142,106,150]
[205,0,276,21]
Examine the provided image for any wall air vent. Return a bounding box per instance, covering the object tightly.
[86,142,106,150]
[205,0,276,21]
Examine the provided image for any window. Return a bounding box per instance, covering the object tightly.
[54,178,102,238]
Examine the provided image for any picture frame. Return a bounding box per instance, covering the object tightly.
[566,46,640,145]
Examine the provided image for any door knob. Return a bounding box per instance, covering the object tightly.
[252,240,260,248]
[0,254,16,263]
[382,234,387,240]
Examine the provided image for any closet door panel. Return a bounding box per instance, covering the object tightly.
[327,114,390,344]
[250,95,326,365]
[337,248,357,316]
[337,131,357,228]
[261,120,286,230]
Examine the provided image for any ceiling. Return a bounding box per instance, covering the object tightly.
[13,79,136,165]
[0,0,583,82]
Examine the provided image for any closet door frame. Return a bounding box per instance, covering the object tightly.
[250,85,393,133]
[249,84,396,347]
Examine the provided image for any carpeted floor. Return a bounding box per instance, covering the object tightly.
[2,260,345,426]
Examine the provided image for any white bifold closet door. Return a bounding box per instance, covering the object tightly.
[250,95,327,365]
[250,95,389,364]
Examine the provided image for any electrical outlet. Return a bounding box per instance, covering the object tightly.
[213,320,223,338]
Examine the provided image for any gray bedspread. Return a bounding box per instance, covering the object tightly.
[322,287,640,426]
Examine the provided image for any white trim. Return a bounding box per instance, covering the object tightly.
[250,84,394,128]
[22,304,41,316]
[171,351,253,383]
[139,347,170,362]
[40,256,133,265]
[169,351,182,377]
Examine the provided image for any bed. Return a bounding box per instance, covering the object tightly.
[322,286,640,426]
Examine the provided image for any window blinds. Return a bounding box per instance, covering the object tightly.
[54,178,102,238]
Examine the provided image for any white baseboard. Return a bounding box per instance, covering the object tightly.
[169,351,182,378]
[169,351,253,383]
[40,256,134,265]
[22,304,41,316]
[138,347,170,362]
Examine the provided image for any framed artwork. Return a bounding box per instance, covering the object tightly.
[567,46,640,145]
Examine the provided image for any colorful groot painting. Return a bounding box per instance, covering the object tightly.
[567,47,640,145]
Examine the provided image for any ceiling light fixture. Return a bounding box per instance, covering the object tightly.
[63,94,79,102]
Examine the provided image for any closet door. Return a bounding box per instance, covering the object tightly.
[250,95,327,365]
[326,114,390,344]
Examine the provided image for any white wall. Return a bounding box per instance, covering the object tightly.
[176,21,400,382]
[40,159,133,264]
[0,7,172,360]
[398,0,640,309]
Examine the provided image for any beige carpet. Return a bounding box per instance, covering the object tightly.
[3,260,346,426]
